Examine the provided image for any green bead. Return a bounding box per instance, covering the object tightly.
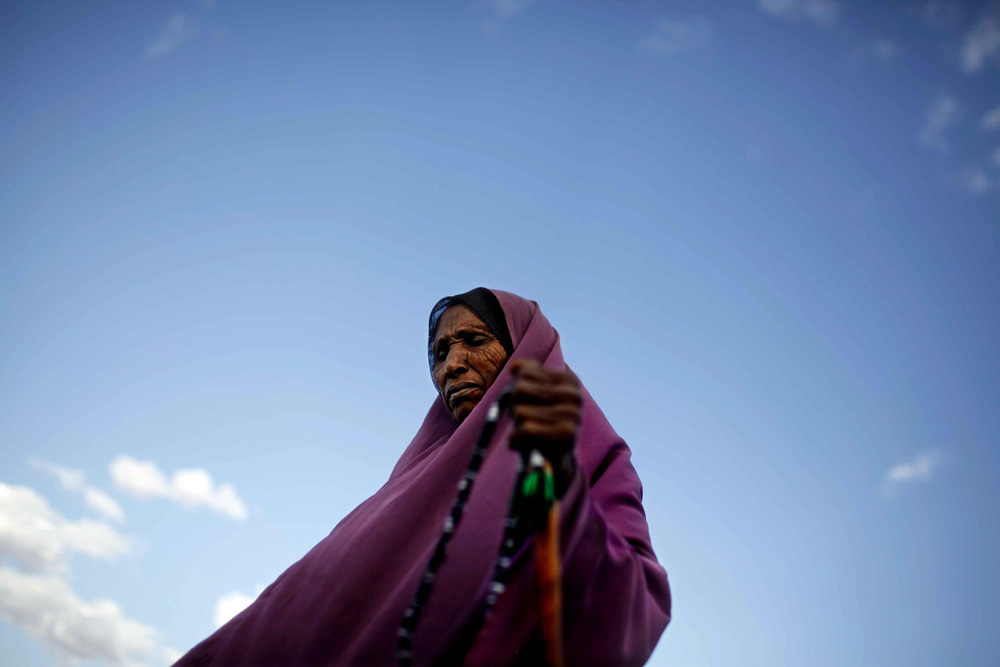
[521,469,540,498]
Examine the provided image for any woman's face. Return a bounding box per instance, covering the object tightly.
[432,303,509,422]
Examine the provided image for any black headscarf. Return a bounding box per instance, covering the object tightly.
[427,287,514,381]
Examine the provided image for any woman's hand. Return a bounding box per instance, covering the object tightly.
[509,359,582,497]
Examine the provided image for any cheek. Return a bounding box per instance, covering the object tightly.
[475,345,508,381]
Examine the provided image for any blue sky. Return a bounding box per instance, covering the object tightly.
[2,0,998,665]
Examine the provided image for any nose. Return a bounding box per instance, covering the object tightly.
[444,347,469,379]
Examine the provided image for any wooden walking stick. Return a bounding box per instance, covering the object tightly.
[524,451,565,667]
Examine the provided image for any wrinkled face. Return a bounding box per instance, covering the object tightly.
[432,303,509,423]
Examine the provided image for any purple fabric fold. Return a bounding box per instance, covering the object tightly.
[174,289,670,666]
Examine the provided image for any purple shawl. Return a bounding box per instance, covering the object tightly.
[175,289,670,666]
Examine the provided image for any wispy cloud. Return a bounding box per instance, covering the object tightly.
[881,449,943,497]
[640,18,712,57]
[28,457,83,489]
[916,97,998,197]
[851,39,901,64]
[0,483,130,573]
[0,567,158,664]
[918,94,960,153]
[872,40,900,60]
[956,166,995,195]
[758,0,839,27]
[145,12,200,61]
[961,13,1000,73]
[490,0,534,19]
[29,457,126,523]
[920,1,962,31]
[109,455,249,521]
[981,106,1000,132]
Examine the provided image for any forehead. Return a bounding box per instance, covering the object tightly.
[434,303,489,339]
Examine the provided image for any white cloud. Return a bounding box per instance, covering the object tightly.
[110,456,168,498]
[164,646,184,664]
[213,590,256,629]
[0,566,157,665]
[29,457,126,523]
[145,13,200,60]
[918,94,960,153]
[886,450,941,482]
[981,106,1000,132]
[991,146,1000,167]
[171,469,247,520]
[640,18,712,57]
[961,15,1000,73]
[882,449,944,497]
[0,484,172,665]
[0,483,130,573]
[758,0,839,27]
[110,456,248,521]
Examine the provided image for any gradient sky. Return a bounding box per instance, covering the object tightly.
[2,0,999,665]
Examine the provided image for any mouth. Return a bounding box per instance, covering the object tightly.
[446,382,481,408]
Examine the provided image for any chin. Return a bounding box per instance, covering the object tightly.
[453,401,479,423]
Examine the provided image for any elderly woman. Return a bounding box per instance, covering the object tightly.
[176,288,670,666]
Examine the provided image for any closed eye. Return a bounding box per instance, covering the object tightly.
[434,329,493,364]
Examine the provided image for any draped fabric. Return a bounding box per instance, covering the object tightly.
[175,289,671,666]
